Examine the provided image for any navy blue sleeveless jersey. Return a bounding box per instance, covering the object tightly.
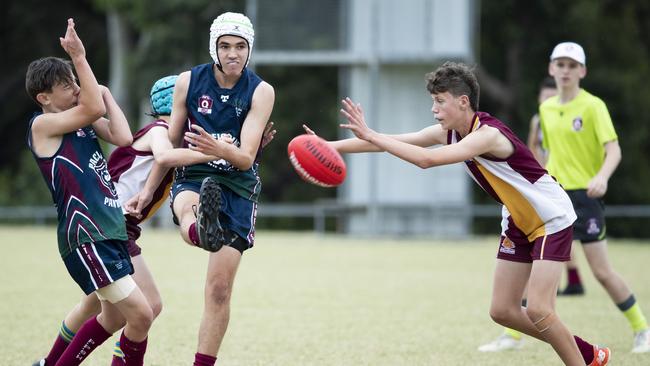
[27,113,127,258]
[175,64,263,202]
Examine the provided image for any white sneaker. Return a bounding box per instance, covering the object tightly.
[478,334,524,352]
[632,329,650,353]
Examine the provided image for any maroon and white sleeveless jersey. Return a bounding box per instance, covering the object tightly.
[448,112,576,241]
[108,119,173,224]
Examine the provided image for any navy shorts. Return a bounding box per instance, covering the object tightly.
[567,190,606,243]
[171,179,257,253]
[63,239,134,295]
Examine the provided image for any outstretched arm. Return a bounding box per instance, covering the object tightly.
[339,97,500,168]
[303,107,445,154]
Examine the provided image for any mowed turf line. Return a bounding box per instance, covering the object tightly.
[1,226,649,365]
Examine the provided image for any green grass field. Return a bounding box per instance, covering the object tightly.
[1,226,649,365]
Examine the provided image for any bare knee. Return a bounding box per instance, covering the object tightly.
[150,297,163,319]
[526,304,556,332]
[489,306,518,326]
[97,312,127,334]
[206,279,233,307]
[77,295,102,318]
[127,305,154,334]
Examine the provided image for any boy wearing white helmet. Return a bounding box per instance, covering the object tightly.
[168,12,275,366]
[541,42,650,354]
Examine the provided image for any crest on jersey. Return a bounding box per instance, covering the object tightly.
[88,151,117,196]
[231,97,247,117]
[572,117,583,131]
[198,95,213,115]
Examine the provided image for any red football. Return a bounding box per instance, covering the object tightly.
[287,134,346,187]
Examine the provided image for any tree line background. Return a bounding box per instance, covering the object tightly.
[2,0,650,237]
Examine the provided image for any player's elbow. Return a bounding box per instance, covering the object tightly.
[416,157,436,169]
[234,158,255,171]
[82,104,106,121]
[154,152,174,168]
[114,134,133,147]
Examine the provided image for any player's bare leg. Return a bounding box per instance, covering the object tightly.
[527,260,584,365]
[130,255,163,317]
[173,190,200,246]
[197,246,242,357]
[558,243,585,295]
[489,260,546,340]
[489,260,585,365]
[582,240,631,302]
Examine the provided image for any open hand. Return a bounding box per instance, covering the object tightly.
[59,18,85,59]
[339,97,375,141]
[184,125,233,156]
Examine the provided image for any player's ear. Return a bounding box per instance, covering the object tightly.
[459,95,470,110]
[579,65,587,79]
[36,92,51,106]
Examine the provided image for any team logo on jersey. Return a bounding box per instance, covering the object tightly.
[231,97,247,117]
[89,151,117,197]
[499,237,516,255]
[198,95,213,115]
[220,95,230,102]
[76,128,97,139]
[572,117,583,131]
[586,218,600,235]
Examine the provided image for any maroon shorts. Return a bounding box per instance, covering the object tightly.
[496,226,573,263]
[125,215,142,257]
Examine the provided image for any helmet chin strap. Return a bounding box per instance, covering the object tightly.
[214,53,248,75]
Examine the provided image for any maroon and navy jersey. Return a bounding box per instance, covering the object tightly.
[448,112,576,241]
[108,119,173,224]
[27,112,127,258]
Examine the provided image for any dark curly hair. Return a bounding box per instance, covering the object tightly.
[425,61,480,111]
[25,57,75,106]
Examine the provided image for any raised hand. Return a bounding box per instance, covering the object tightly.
[339,97,374,141]
[59,18,85,59]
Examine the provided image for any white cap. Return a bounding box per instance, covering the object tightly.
[209,12,255,68]
[550,42,586,65]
